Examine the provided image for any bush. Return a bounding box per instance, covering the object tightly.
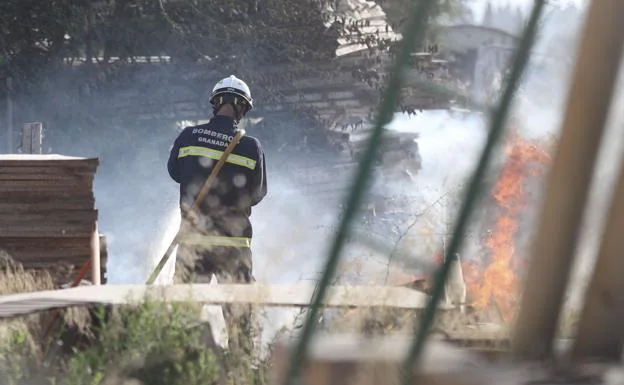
[0,297,274,385]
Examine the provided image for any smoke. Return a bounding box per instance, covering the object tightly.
[125,109,490,347]
[387,110,488,260]
[88,125,180,285]
[389,111,487,198]
[242,110,490,345]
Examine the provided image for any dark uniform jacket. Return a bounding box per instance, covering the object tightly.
[167,115,267,241]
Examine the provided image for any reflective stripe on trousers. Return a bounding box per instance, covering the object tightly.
[180,234,251,248]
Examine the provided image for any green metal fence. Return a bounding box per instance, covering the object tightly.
[280,1,547,384]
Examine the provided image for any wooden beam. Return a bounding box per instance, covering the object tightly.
[271,333,488,385]
[0,284,452,319]
[511,0,624,360]
[0,154,99,167]
[20,123,43,154]
[571,159,624,361]
[90,222,101,286]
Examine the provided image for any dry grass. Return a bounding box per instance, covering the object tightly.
[0,250,55,295]
[0,250,54,385]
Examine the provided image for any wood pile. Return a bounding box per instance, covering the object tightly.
[0,154,106,285]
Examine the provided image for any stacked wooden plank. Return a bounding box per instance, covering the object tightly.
[0,154,106,285]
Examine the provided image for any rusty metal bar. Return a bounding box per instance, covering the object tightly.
[511,0,624,360]
[571,159,624,361]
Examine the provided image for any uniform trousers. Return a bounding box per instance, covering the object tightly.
[174,239,257,358]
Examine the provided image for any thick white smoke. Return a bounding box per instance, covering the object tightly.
[388,110,487,202]
[100,107,489,349]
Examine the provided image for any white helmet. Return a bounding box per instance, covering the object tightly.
[209,75,254,113]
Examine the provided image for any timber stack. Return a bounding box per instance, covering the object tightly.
[0,154,106,286]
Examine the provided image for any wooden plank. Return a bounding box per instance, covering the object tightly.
[571,159,624,361]
[0,154,95,161]
[0,195,94,204]
[20,122,43,154]
[0,225,95,238]
[0,172,96,182]
[0,163,98,171]
[0,284,451,319]
[2,248,94,261]
[0,220,97,231]
[0,236,92,246]
[19,259,107,269]
[0,191,94,201]
[0,190,93,198]
[0,162,97,168]
[15,251,109,263]
[0,202,95,212]
[0,172,95,184]
[0,240,93,251]
[0,174,93,182]
[19,252,107,262]
[0,180,92,190]
[0,166,95,175]
[0,219,96,229]
[0,168,96,177]
[0,155,99,168]
[0,214,97,225]
[90,222,101,285]
[272,333,488,385]
[0,171,94,178]
[512,0,624,360]
[0,173,94,181]
[0,189,94,195]
[0,210,98,222]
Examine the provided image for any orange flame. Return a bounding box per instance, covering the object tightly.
[466,132,551,323]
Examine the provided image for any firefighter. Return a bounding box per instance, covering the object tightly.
[167,75,267,358]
